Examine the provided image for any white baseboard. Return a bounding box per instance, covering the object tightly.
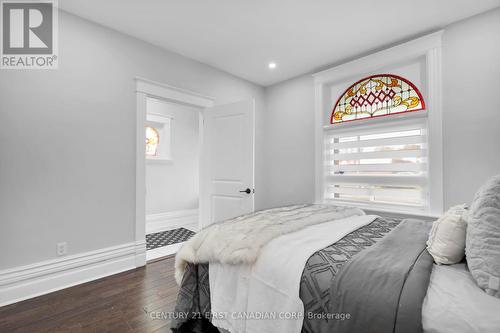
[146,242,184,261]
[146,209,199,234]
[0,241,144,307]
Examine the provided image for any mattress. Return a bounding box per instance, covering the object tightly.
[422,263,500,333]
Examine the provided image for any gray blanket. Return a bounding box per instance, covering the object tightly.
[329,219,433,333]
[172,217,404,332]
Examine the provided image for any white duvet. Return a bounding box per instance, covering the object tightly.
[209,214,378,333]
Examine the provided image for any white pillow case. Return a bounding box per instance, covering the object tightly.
[466,174,500,298]
[427,204,468,265]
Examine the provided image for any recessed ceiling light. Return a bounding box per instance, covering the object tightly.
[268,62,277,69]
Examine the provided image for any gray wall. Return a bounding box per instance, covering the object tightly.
[442,8,500,207]
[261,8,500,210]
[0,11,264,269]
[262,75,316,208]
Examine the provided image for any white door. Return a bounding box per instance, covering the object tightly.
[201,99,255,226]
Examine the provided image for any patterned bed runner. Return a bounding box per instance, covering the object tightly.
[300,217,400,332]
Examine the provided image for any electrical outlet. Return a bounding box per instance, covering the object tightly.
[56,242,67,256]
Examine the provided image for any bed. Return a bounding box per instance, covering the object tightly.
[170,204,500,333]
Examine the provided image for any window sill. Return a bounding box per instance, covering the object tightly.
[322,199,442,221]
[146,156,172,163]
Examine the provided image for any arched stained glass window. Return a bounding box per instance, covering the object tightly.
[331,74,425,124]
[145,126,160,156]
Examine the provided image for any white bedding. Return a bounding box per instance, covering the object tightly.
[423,263,500,333]
[209,214,378,333]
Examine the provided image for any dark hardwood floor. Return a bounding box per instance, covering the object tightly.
[0,256,179,333]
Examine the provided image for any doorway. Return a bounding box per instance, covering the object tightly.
[134,77,255,265]
[144,97,201,260]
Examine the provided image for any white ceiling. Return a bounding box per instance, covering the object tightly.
[60,0,500,86]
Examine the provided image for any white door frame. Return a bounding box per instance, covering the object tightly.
[134,77,214,267]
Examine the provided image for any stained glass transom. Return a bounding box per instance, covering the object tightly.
[331,74,425,124]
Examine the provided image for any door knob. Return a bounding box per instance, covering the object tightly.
[239,188,251,194]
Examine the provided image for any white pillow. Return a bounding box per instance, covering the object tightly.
[466,174,500,298]
[427,204,468,265]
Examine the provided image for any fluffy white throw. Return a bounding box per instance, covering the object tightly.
[175,204,365,284]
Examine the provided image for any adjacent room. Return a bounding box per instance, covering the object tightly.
[1,1,500,333]
[144,97,200,260]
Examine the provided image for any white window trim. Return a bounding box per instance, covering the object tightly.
[313,31,443,217]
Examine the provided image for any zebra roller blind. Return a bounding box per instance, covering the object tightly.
[324,118,428,210]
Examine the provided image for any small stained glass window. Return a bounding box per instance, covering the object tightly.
[331,74,425,124]
[145,126,160,156]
